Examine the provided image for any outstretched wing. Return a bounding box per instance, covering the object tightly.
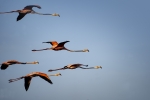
[71,64,83,67]
[38,73,53,84]
[24,77,32,91]
[57,41,70,47]
[23,5,41,10]
[1,64,9,70]
[7,60,19,63]
[17,13,26,21]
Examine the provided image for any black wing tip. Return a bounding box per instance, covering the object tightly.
[25,85,29,91]
[1,68,6,70]
[16,17,21,21]
[50,81,53,84]
[25,88,28,91]
[35,5,41,9]
[1,65,8,70]
[42,42,50,43]
[32,49,36,51]
[65,41,70,42]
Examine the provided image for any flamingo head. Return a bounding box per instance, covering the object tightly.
[83,49,89,52]
[33,61,39,64]
[52,13,60,17]
[55,73,62,76]
[94,66,102,69]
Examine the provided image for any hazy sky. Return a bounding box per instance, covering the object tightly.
[0,0,150,100]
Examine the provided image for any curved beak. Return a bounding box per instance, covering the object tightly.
[35,61,39,64]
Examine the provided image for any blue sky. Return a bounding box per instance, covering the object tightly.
[0,0,150,100]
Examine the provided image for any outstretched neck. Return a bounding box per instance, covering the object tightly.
[48,74,56,76]
[65,48,89,52]
[69,50,85,52]
[25,61,38,64]
[64,48,76,52]
[19,62,34,64]
[25,62,35,64]
[48,73,61,76]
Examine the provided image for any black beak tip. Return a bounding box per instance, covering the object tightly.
[48,70,52,72]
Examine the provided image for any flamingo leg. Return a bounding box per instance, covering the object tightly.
[8,76,24,83]
[32,48,50,51]
[48,68,66,72]
[0,11,18,14]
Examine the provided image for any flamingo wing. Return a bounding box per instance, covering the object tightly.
[17,13,26,21]
[1,64,9,70]
[38,73,53,84]
[23,5,41,10]
[7,60,19,64]
[71,64,83,67]
[57,41,70,47]
[24,77,32,91]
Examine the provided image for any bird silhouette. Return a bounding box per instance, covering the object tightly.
[48,64,102,72]
[0,60,39,70]
[8,72,62,91]
[32,41,89,52]
[0,5,60,21]
[48,63,88,72]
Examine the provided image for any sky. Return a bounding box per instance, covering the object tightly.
[0,0,150,100]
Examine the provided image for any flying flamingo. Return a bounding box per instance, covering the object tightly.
[0,5,60,21]
[0,60,39,70]
[48,64,101,72]
[32,41,89,52]
[8,72,62,91]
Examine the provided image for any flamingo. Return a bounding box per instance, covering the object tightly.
[32,41,89,52]
[0,5,60,21]
[8,72,62,91]
[0,60,39,70]
[48,64,102,72]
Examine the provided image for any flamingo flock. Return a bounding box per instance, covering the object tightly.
[0,5,102,91]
